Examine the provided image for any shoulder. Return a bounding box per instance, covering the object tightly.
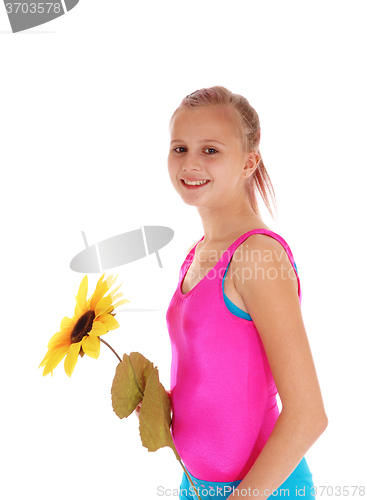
[235,232,294,268]
[231,232,299,308]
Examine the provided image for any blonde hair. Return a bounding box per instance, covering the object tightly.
[169,86,277,220]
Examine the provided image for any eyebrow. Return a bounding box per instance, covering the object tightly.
[170,139,226,146]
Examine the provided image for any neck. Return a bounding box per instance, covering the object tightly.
[196,196,267,244]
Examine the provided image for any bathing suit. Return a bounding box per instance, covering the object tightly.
[179,457,314,499]
[166,229,313,493]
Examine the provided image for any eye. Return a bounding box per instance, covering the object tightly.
[172,146,218,154]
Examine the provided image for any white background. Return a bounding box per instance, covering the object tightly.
[1,1,366,499]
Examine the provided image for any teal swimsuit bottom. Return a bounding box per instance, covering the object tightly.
[179,456,314,499]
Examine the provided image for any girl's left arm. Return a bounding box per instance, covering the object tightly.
[227,234,328,499]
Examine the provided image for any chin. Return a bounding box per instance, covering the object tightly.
[182,199,200,207]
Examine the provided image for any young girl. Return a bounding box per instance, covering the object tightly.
[138,86,328,499]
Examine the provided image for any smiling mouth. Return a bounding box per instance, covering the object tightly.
[181,179,210,186]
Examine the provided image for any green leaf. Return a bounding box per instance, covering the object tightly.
[111,352,154,418]
[139,367,181,461]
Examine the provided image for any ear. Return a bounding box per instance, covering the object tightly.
[241,152,259,179]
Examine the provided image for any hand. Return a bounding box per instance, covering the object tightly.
[134,401,142,419]
[167,389,173,413]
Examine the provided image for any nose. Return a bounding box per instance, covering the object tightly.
[181,152,202,172]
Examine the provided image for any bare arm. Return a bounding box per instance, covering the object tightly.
[227,234,328,499]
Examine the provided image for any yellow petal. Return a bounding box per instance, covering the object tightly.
[40,345,70,376]
[89,320,107,336]
[64,342,82,377]
[73,276,89,319]
[95,296,113,317]
[75,275,88,314]
[47,331,71,350]
[105,299,130,314]
[97,313,120,331]
[82,335,100,359]
[109,283,122,300]
[39,349,53,368]
[89,274,108,310]
[40,345,64,367]
[60,316,75,333]
[111,292,123,303]
[74,301,83,318]
[105,274,117,289]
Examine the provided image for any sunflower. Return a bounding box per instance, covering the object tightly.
[39,274,129,377]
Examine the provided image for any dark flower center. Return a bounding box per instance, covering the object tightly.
[70,310,95,344]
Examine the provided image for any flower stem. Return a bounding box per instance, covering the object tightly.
[99,337,122,363]
[178,459,202,500]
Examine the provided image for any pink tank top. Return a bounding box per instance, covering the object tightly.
[166,229,302,482]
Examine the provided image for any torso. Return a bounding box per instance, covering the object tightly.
[181,226,298,312]
[168,225,302,481]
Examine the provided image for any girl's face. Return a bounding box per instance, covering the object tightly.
[167,105,251,209]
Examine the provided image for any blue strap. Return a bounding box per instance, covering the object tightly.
[222,260,252,320]
[222,259,298,321]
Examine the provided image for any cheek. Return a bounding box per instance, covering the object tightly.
[167,153,174,168]
[167,156,179,179]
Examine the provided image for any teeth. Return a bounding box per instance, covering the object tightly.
[183,179,209,185]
